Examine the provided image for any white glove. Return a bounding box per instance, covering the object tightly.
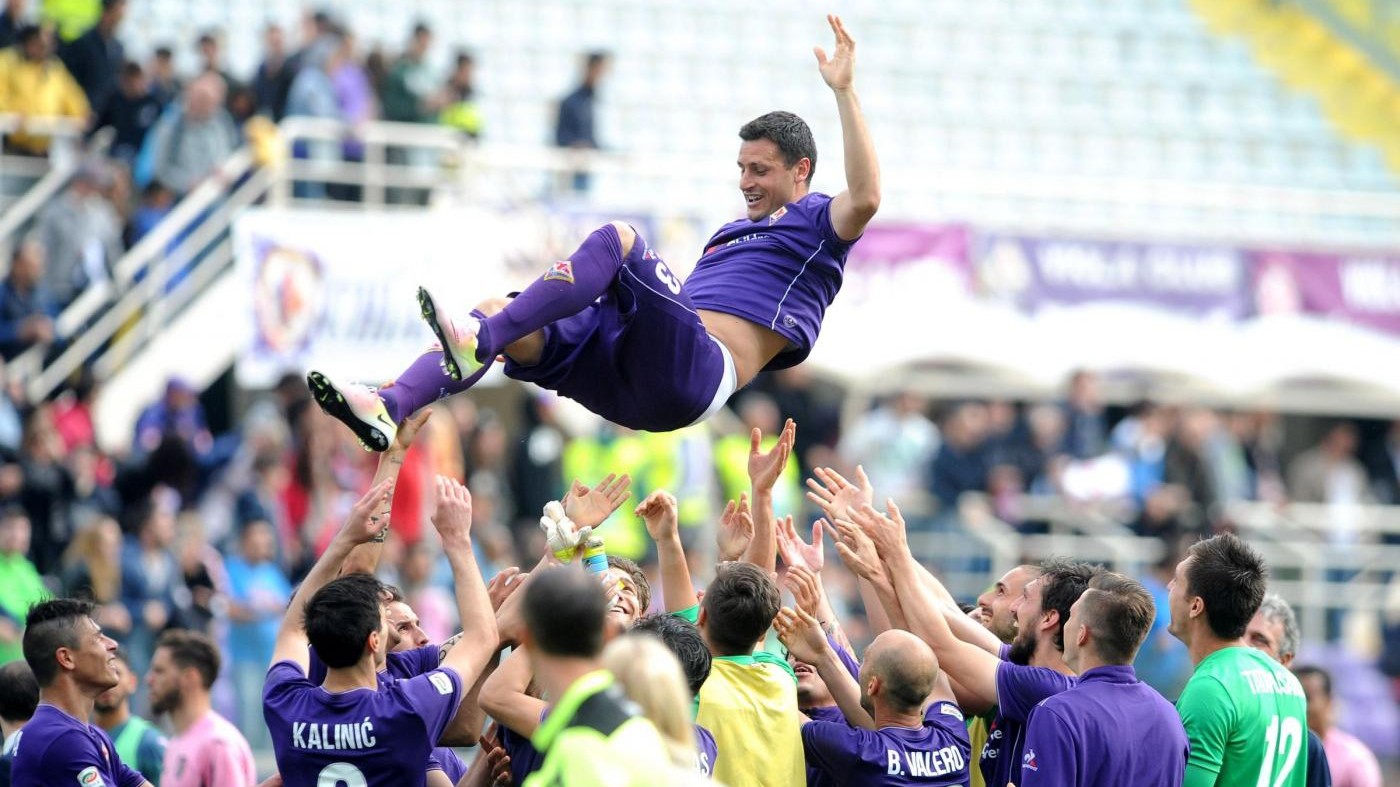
[540,500,591,560]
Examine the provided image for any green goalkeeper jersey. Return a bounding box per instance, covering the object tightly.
[1176,646,1309,787]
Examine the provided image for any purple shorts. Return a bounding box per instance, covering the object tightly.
[503,232,731,432]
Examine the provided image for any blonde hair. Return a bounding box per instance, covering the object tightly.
[63,517,121,603]
[602,634,697,769]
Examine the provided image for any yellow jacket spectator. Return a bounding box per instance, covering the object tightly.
[0,25,89,154]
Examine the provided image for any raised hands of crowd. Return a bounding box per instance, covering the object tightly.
[805,464,873,521]
[776,514,825,572]
[716,493,754,563]
[562,472,633,531]
[748,418,796,494]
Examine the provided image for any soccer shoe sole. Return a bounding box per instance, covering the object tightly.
[417,286,482,382]
[305,370,393,452]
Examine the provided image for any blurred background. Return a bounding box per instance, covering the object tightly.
[0,0,1398,778]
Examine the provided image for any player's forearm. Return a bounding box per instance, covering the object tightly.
[815,647,874,730]
[342,449,405,575]
[742,490,778,572]
[944,602,1005,656]
[833,88,880,214]
[441,539,498,682]
[656,533,699,612]
[480,647,547,738]
[439,649,498,747]
[810,576,851,654]
[860,574,905,633]
[887,548,997,706]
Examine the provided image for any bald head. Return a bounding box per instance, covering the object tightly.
[861,630,938,715]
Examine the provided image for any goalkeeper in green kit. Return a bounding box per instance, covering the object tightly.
[1167,534,1309,787]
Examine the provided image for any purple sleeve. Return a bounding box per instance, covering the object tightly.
[263,660,310,705]
[999,643,1012,661]
[801,719,864,781]
[923,701,969,737]
[386,645,442,680]
[995,662,1076,723]
[810,193,857,248]
[306,645,327,686]
[399,668,464,745]
[1018,705,1075,786]
[828,635,860,681]
[428,747,469,784]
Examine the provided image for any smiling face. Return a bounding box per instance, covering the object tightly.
[737,139,808,222]
[977,566,1037,644]
[94,654,135,712]
[71,618,121,694]
[1007,578,1046,665]
[604,568,642,628]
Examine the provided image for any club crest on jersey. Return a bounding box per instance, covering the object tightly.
[77,766,106,786]
[768,206,788,225]
[1023,749,1039,772]
[543,260,575,284]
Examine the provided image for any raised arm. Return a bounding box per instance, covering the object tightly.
[849,502,1002,714]
[341,410,431,576]
[431,477,499,690]
[479,645,548,739]
[638,490,699,612]
[783,563,851,655]
[270,478,395,670]
[743,418,796,572]
[717,494,754,564]
[775,606,874,730]
[816,14,880,241]
[829,518,907,632]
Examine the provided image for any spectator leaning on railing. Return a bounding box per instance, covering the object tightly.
[0,24,89,155]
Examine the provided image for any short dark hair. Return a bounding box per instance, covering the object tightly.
[455,51,474,68]
[585,51,608,68]
[412,22,432,38]
[381,584,406,605]
[739,111,817,185]
[22,598,91,687]
[524,568,607,658]
[607,555,651,613]
[1080,572,1155,664]
[305,574,384,669]
[16,25,41,46]
[0,661,38,723]
[630,614,711,697]
[155,46,173,59]
[1037,558,1101,652]
[155,629,220,689]
[701,563,780,656]
[1292,664,1331,697]
[121,60,142,79]
[1186,534,1267,641]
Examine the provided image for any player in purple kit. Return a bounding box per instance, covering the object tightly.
[776,610,971,787]
[1016,572,1188,787]
[847,501,1092,787]
[307,14,880,450]
[262,475,498,787]
[10,598,154,787]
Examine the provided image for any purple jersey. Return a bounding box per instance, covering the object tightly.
[499,720,546,784]
[801,637,863,787]
[802,700,971,786]
[980,662,1077,787]
[307,644,441,685]
[427,746,468,784]
[1018,665,1186,787]
[695,723,718,778]
[263,660,462,787]
[10,705,147,787]
[688,193,857,371]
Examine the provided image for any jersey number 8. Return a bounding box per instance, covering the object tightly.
[655,262,681,295]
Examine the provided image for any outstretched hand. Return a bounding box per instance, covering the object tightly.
[748,419,796,493]
[563,473,632,530]
[717,494,754,563]
[777,515,825,572]
[814,14,855,92]
[806,465,873,521]
[830,517,886,582]
[392,409,431,452]
[783,564,824,621]
[774,605,829,665]
[636,490,680,543]
[338,478,395,546]
[846,500,909,559]
[431,475,474,546]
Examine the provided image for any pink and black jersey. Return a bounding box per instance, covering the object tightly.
[688,192,857,371]
[10,705,147,787]
[262,660,462,787]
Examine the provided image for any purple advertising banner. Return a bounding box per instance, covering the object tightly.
[975,234,1251,318]
[838,222,971,308]
[1252,249,1400,335]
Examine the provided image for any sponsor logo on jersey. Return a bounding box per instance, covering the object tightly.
[430,672,454,695]
[77,766,106,786]
[1023,749,1039,772]
[543,260,575,284]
